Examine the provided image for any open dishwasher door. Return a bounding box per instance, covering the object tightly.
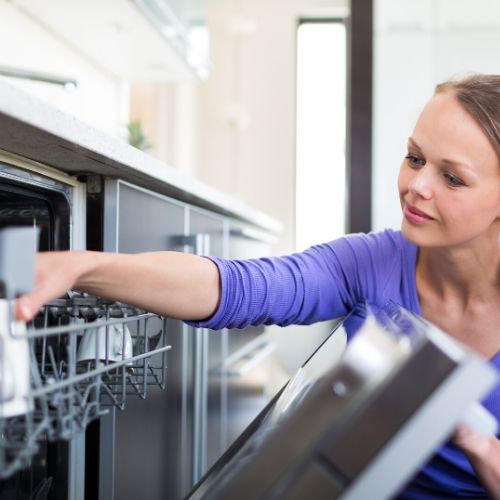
[187,304,498,500]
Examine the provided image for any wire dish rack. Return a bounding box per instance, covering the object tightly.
[0,292,171,479]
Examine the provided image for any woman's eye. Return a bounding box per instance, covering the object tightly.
[443,173,465,187]
[405,154,425,167]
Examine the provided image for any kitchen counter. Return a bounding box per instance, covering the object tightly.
[0,79,281,234]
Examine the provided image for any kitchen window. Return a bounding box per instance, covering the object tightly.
[295,19,347,251]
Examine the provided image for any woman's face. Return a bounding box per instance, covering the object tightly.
[398,91,500,248]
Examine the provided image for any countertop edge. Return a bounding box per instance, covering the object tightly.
[0,79,282,234]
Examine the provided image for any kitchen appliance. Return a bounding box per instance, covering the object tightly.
[187,304,498,500]
[0,160,76,500]
[0,161,171,500]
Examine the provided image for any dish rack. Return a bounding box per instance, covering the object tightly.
[0,292,171,479]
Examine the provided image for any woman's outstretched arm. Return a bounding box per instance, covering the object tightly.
[15,250,221,322]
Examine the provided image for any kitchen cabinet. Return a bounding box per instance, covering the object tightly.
[134,0,210,76]
[10,0,210,81]
[187,207,226,478]
[103,179,192,500]
[101,181,274,499]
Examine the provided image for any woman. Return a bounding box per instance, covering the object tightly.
[16,74,500,498]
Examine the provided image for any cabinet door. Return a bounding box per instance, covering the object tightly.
[187,207,226,480]
[104,180,192,500]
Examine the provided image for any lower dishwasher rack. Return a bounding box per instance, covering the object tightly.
[0,293,171,479]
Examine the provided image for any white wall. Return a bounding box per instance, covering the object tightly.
[0,1,127,138]
[201,0,350,377]
[373,0,500,231]
[197,0,348,255]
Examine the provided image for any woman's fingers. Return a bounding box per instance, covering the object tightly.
[14,252,80,322]
[452,422,492,458]
[15,295,38,322]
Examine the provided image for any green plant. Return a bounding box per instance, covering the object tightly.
[127,120,151,151]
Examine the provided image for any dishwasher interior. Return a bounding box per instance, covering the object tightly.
[0,165,171,500]
[0,290,170,500]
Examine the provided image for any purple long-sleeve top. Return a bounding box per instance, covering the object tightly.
[191,229,500,498]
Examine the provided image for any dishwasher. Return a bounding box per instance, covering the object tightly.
[187,304,499,500]
[0,158,171,500]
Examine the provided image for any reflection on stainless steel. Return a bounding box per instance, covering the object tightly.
[220,334,275,378]
[188,305,498,500]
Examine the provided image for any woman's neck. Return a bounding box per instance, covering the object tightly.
[418,235,500,305]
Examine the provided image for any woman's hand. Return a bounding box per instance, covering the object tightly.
[452,422,492,457]
[452,423,500,499]
[15,251,96,322]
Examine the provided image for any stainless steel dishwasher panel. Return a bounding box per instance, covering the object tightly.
[188,207,226,481]
[104,179,189,500]
[187,308,498,500]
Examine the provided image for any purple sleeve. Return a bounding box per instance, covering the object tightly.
[188,230,403,330]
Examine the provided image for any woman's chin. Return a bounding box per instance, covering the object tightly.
[401,222,427,246]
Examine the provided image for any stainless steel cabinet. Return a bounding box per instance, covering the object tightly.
[187,208,226,479]
[102,181,233,500]
[104,180,190,500]
[99,180,276,500]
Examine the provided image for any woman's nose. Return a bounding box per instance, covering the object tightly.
[408,168,433,199]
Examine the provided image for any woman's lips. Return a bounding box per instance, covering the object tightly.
[404,204,433,224]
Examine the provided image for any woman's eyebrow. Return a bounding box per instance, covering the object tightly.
[408,137,474,172]
[407,137,422,152]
